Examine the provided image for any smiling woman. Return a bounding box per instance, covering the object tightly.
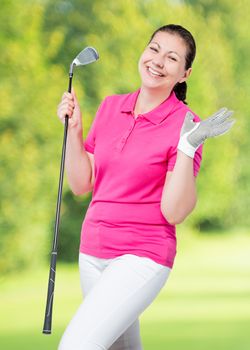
[56,24,235,350]
[136,24,195,113]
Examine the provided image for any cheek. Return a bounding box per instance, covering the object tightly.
[139,51,150,65]
[138,56,143,68]
[168,63,183,76]
[138,54,147,72]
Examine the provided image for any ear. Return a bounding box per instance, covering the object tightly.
[179,67,192,83]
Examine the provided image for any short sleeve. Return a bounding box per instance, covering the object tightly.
[167,143,203,177]
[83,97,107,154]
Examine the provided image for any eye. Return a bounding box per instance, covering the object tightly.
[169,56,177,61]
[149,46,158,52]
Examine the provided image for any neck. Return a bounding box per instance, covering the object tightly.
[134,86,172,116]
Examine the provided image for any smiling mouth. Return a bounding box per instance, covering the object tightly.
[146,66,165,77]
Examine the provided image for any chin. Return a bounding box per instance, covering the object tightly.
[141,82,163,90]
[140,76,167,90]
[140,73,160,88]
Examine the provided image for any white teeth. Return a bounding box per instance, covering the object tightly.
[148,67,164,77]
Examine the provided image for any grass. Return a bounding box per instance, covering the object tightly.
[0,227,250,349]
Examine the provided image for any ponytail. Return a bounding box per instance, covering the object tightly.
[173,82,188,105]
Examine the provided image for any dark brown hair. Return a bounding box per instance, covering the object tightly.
[148,24,196,105]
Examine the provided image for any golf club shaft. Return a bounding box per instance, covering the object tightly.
[42,74,73,334]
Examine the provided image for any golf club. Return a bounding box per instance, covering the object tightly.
[42,46,99,335]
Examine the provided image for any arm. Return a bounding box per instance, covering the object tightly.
[57,89,93,196]
[161,107,235,225]
[65,128,93,195]
[160,150,197,225]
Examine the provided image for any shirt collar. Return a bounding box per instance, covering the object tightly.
[120,88,180,124]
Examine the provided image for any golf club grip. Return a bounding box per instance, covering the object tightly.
[43,252,57,334]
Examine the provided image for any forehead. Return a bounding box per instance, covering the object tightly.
[150,31,187,56]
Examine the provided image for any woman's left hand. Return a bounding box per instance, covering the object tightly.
[177,107,236,158]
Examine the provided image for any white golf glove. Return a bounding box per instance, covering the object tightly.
[177,107,236,159]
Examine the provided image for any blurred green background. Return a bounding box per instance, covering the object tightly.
[0,0,249,349]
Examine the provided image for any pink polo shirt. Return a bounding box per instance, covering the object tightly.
[80,88,203,268]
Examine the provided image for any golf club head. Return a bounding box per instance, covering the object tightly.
[70,47,99,74]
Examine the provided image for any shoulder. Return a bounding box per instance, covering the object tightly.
[102,90,134,106]
[171,98,202,124]
[96,90,138,116]
[95,93,127,111]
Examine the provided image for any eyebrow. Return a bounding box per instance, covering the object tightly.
[150,41,181,58]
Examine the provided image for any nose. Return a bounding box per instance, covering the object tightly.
[152,55,164,69]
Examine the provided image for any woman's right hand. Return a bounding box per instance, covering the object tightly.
[57,87,82,132]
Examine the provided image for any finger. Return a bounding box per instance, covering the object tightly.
[63,91,73,98]
[58,103,74,113]
[209,119,236,137]
[205,107,227,122]
[71,87,80,107]
[62,93,74,104]
[211,110,234,127]
[59,100,75,109]
[58,106,74,119]
[212,107,228,117]
[207,109,234,125]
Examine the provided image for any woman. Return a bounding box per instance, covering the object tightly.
[57,24,235,350]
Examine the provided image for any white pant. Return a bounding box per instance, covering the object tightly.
[58,253,172,350]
